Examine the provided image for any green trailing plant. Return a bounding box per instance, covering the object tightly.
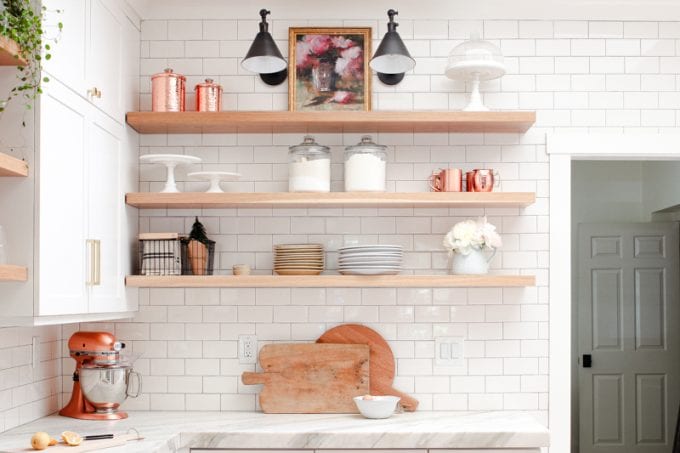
[0,0,62,113]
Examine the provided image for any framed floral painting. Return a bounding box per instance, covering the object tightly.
[288,27,372,112]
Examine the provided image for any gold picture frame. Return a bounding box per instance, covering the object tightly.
[288,27,372,112]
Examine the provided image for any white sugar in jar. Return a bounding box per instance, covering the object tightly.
[344,136,387,192]
[288,136,331,192]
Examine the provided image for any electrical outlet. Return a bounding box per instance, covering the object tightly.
[239,335,257,364]
[435,336,465,367]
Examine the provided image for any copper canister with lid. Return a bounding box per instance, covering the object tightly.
[195,78,223,112]
[151,68,186,112]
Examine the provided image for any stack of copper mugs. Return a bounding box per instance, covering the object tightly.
[430,168,499,192]
[151,69,223,112]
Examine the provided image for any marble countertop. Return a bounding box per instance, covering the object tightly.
[0,411,549,452]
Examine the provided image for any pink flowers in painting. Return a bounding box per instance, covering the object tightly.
[296,34,364,81]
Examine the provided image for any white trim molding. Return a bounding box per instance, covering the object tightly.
[547,132,680,453]
[547,133,680,158]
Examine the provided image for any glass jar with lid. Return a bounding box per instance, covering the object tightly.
[344,135,387,192]
[288,136,331,192]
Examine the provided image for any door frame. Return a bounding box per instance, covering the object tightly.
[547,133,680,453]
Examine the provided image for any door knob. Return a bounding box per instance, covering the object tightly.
[582,354,592,368]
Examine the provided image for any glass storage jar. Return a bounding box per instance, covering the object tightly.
[344,136,387,192]
[288,136,331,192]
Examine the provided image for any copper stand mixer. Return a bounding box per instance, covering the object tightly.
[60,331,141,420]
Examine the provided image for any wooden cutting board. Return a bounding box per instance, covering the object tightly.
[242,343,369,413]
[317,324,419,411]
[10,434,142,452]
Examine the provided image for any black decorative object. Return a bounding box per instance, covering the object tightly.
[241,9,288,86]
[370,10,415,85]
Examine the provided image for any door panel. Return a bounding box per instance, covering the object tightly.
[87,116,123,313]
[579,222,680,453]
[636,374,666,444]
[592,268,623,350]
[593,374,624,445]
[634,268,665,349]
[38,85,88,315]
[88,0,122,121]
[42,0,87,94]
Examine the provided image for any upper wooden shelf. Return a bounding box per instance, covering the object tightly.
[126,192,535,209]
[0,152,28,177]
[0,36,27,66]
[0,265,28,282]
[125,111,536,134]
[126,274,535,288]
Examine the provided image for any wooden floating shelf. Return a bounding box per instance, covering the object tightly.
[126,192,535,209]
[0,36,26,66]
[0,265,28,282]
[126,111,536,134]
[126,274,535,288]
[0,152,28,177]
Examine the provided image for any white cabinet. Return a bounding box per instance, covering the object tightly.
[37,82,89,316]
[0,1,139,326]
[43,0,124,122]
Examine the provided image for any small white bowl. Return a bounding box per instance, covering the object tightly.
[353,395,401,419]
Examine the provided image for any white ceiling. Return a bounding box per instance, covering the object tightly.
[126,0,680,21]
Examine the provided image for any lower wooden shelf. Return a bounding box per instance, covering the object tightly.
[0,152,28,177]
[125,274,535,288]
[0,265,28,282]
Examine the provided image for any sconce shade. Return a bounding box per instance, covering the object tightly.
[241,9,287,74]
[370,32,415,74]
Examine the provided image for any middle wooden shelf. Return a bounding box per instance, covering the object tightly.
[126,274,536,288]
[126,191,536,209]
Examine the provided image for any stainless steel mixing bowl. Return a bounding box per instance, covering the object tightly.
[79,365,141,413]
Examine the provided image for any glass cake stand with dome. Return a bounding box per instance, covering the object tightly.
[445,33,506,111]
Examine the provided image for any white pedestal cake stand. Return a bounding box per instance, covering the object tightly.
[140,154,202,193]
[188,171,241,193]
[445,60,506,111]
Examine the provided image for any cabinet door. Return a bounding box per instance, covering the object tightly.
[42,0,87,95]
[37,81,88,316]
[87,111,124,313]
[87,0,123,121]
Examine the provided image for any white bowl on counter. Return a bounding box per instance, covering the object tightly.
[353,395,401,419]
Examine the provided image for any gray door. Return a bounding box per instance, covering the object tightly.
[579,222,680,453]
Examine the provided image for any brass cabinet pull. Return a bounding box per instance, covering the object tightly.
[86,239,95,286]
[87,87,102,99]
[94,240,101,286]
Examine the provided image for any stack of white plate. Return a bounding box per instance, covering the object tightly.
[338,245,403,275]
[274,244,324,276]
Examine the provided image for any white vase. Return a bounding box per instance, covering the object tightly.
[449,248,496,275]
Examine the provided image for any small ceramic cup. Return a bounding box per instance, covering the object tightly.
[233,264,251,276]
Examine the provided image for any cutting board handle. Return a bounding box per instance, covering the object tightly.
[374,383,419,412]
[242,371,269,385]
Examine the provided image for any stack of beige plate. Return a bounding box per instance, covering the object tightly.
[274,244,324,275]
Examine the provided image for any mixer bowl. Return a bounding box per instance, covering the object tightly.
[79,365,141,413]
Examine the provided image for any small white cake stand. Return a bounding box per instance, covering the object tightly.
[445,61,506,111]
[188,171,241,193]
[140,154,202,193]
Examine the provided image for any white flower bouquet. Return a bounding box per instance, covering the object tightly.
[443,217,502,255]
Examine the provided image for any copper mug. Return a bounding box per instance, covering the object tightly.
[430,168,463,192]
[466,169,500,192]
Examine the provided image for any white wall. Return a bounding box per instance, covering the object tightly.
[642,161,680,214]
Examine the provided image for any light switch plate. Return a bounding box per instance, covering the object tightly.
[435,336,465,367]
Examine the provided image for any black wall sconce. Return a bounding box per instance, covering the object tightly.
[241,9,288,86]
[370,10,416,85]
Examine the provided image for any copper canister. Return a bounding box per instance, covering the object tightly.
[151,68,186,112]
[195,78,222,112]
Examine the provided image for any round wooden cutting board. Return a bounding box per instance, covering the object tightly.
[317,324,419,411]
